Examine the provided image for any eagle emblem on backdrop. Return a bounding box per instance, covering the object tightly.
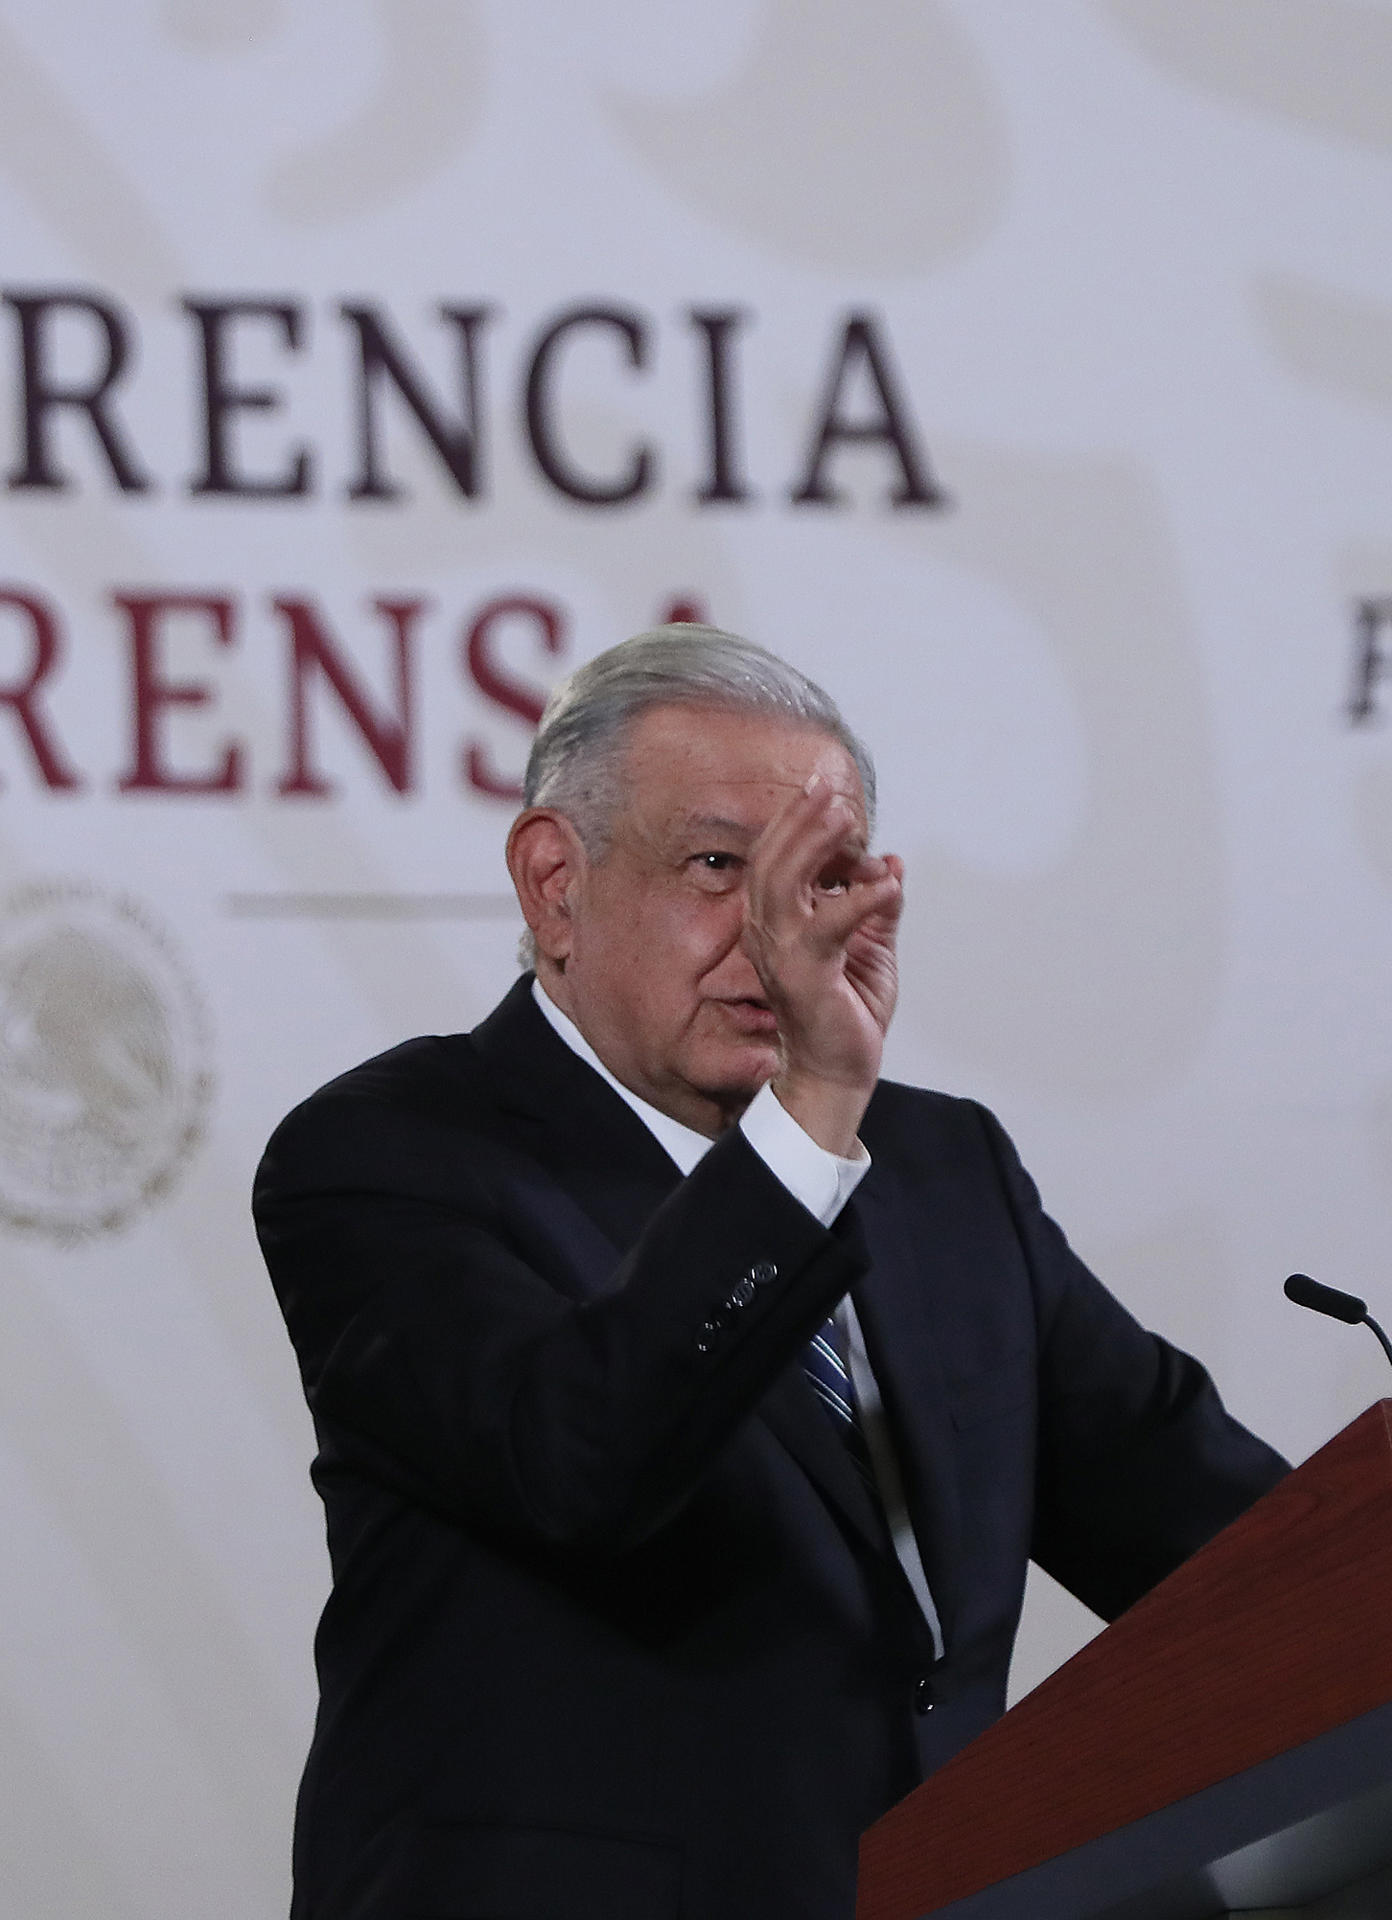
[0,881,212,1240]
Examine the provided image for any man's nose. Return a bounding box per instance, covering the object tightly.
[715,939,768,996]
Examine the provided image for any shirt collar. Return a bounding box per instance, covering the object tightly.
[531,978,714,1176]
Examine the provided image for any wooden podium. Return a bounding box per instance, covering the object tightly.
[857,1401,1392,1920]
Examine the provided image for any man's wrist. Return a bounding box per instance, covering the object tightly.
[739,1081,869,1226]
[768,1069,871,1159]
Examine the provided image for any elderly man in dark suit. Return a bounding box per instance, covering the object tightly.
[255,625,1285,1920]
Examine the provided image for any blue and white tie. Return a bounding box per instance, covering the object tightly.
[803,1315,876,1488]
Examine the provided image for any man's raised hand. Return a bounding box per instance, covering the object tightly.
[742,773,904,1156]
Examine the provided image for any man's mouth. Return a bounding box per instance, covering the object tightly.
[716,998,780,1035]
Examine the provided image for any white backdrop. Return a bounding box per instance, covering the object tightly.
[2,5,1391,1915]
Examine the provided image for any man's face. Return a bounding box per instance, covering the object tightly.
[546,702,868,1136]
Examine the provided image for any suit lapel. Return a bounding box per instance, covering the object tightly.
[758,1359,894,1562]
[471,977,685,1269]
[469,980,901,1566]
[849,1163,965,1650]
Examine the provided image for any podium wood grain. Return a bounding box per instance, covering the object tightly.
[857,1401,1392,1920]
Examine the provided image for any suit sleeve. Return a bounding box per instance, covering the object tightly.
[968,1102,1289,1620]
[255,1084,866,1554]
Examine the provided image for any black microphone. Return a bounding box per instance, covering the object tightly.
[1285,1273,1392,1371]
[1284,1273,1367,1324]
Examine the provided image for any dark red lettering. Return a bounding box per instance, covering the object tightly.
[0,588,84,789]
[463,595,566,800]
[659,596,709,626]
[115,592,243,793]
[276,596,422,796]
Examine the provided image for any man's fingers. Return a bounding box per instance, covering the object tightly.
[802,865,903,951]
[751,774,850,892]
[747,778,900,941]
[815,849,893,895]
[751,781,871,917]
[771,863,902,965]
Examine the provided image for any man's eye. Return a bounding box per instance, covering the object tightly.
[692,852,741,878]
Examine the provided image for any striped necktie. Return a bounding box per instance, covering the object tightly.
[803,1315,877,1487]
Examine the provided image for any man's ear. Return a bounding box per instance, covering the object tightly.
[506,809,586,963]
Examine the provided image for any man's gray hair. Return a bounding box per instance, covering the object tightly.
[523,623,876,852]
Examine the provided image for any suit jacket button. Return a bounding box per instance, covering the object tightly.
[914,1677,935,1714]
[747,1260,778,1287]
[729,1277,757,1307]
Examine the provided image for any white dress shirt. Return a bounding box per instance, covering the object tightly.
[531,981,944,1655]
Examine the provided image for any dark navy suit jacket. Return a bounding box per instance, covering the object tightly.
[254,975,1287,1920]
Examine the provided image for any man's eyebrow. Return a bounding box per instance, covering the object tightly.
[674,808,870,850]
[677,813,756,842]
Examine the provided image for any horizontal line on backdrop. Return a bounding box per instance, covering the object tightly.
[224,892,521,920]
